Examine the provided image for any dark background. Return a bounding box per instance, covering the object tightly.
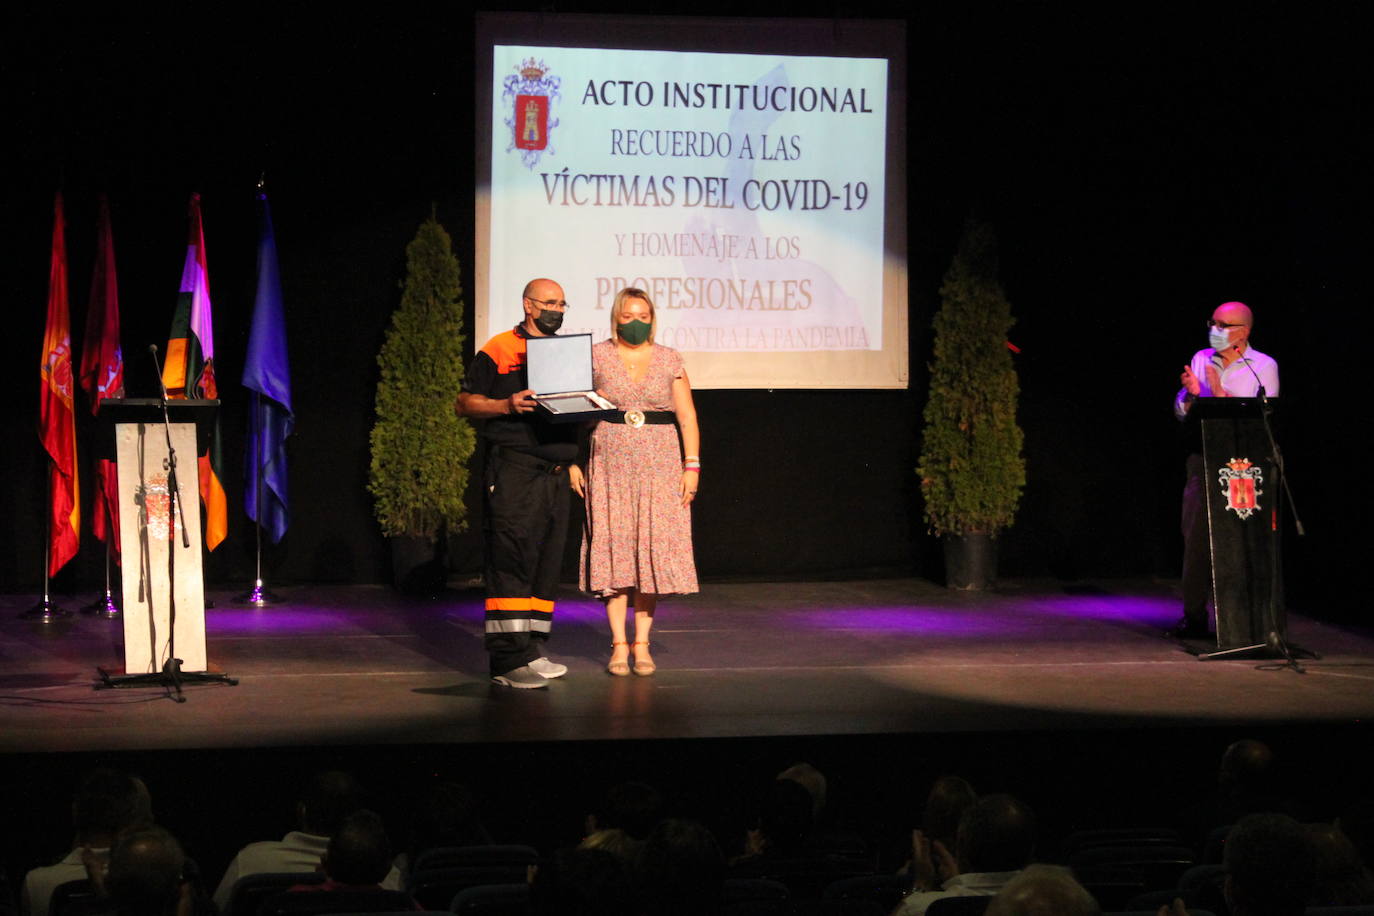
[4,4,1366,618]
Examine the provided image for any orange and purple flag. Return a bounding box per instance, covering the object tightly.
[163,193,227,551]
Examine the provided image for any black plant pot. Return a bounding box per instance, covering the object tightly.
[943,532,997,590]
[389,535,446,595]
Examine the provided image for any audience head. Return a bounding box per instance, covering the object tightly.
[297,770,364,836]
[1223,812,1315,916]
[777,763,827,822]
[758,779,815,853]
[924,776,978,851]
[595,781,664,840]
[106,826,186,916]
[1306,822,1374,907]
[73,768,152,845]
[323,809,392,886]
[579,828,642,864]
[638,819,725,916]
[956,794,1036,874]
[1219,739,1275,796]
[985,864,1100,916]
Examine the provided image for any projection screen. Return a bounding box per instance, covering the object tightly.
[476,13,907,389]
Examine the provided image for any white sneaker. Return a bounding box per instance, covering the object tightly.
[528,656,568,679]
[491,666,549,689]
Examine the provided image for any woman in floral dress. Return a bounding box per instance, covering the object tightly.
[570,287,700,676]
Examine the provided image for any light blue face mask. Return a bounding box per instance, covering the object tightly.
[1209,326,1235,351]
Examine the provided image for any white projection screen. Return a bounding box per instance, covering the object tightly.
[476,13,908,389]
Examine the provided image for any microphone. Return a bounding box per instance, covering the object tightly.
[1239,351,1267,399]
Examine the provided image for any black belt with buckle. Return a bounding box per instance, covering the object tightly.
[614,410,676,428]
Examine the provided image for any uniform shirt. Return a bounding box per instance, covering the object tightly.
[463,325,578,462]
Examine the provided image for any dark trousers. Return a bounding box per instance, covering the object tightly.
[482,448,571,676]
[1180,453,1212,630]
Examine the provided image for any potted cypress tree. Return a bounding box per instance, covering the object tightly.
[368,212,476,592]
[917,219,1025,589]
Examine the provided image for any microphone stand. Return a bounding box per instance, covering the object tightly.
[1198,354,1316,670]
[98,346,237,700]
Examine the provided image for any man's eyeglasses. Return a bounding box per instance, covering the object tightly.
[526,297,569,312]
[1207,319,1245,329]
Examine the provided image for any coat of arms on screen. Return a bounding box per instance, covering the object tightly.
[1218,457,1263,520]
[503,57,561,169]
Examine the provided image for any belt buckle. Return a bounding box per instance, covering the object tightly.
[624,410,645,428]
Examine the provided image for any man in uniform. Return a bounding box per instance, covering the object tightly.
[1171,301,1279,639]
[457,278,576,687]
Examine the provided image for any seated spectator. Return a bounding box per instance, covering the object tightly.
[1158,812,1316,916]
[579,828,643,865]
[638,819,725,916]
[779,761,869,859]
[288,811,401,894]
[22,769,152,916]
[893,794,1036,916]
[1306,822,1374,907]
[729,778,847,886]
[585,781,664,841]
[104,826,192,916]
[1181,739,1306,854]
[923,777,978,858]
[985,864,1099,916]
[899,776,978,885]
[212,771,399,910]
[530,846,634,916]
[395,782,490,879]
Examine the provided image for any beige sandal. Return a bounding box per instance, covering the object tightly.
[632,641,656,676]
[607,641,630,677]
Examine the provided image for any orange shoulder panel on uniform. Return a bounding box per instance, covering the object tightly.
[481,329,527,375]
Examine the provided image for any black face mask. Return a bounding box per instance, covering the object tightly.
[533,308,564,335]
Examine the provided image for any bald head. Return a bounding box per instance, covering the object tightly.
[986,865,1100,916]
[522,278,563,302]
[1214,301,1253,328]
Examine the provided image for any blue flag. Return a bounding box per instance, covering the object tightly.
[242,192,294,543]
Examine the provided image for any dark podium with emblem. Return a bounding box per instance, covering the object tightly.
[1193,398,1288,655]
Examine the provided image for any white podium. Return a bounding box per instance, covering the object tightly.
[102,399,218,675]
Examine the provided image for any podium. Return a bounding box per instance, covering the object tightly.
[1194,398,1284,650]
[99,398,218,674]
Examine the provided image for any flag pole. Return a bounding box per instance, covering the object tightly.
[236,391,278,606]
[82,536,120,618]
[23,466,70,620]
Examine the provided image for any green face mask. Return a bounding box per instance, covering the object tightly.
[617,319,651,345]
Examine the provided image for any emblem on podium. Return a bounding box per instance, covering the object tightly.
[1218,457,1263,520]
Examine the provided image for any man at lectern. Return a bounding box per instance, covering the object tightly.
[1170,301,1280,639]
[456,278,577,688]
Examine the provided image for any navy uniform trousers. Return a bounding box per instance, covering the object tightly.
[483,445,571,676]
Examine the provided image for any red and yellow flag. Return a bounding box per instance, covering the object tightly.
[163,193,226,551]
[39,192,80,575]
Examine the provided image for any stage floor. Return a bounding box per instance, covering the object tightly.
[3,578,1373,754]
